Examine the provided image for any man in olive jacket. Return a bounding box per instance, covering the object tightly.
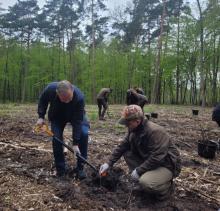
[97,88,112,120]
[99,105,181,201]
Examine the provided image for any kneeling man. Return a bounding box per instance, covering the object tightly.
[99,105,181,201]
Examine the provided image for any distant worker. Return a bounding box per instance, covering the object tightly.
[126,88,148,110]
[134,87,144,95]
[97,88,112,120]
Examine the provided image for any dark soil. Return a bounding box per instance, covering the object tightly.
[0,104,219,210]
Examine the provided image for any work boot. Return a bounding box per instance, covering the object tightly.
[53,170,66,179]
[157,181,174,201]
[101,110,106,119]
[70,167,87,180]
[53,164,72,178]
[99,116,106,121]
[131,183,145,196]
[77,169,87,180]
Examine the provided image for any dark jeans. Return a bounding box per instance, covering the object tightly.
[51,121,89,174]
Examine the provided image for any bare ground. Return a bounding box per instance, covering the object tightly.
[0,104,219,211]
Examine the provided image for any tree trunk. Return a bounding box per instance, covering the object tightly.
[169,76,174,104]
[182,78,189,104]
[162,79,166,104]
[176,0,181,104]
[152,0,166,104]
[147,18,152,102]
[91,0,96,103]
[196,0,206,107]
[63,35,67,78]
[212,35,220,105]
[21,29,31,103]
[3,41,9,102]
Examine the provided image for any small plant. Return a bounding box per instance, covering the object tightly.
[198,124,217,159]
[199,124,209,143]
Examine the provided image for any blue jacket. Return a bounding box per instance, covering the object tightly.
[38,82,88,144]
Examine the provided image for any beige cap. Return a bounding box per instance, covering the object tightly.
[118,105,144,125]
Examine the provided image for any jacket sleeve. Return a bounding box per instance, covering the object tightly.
[37,86,51,119]
[136,130,170,176]
[108,134,130,167]
[138,94,148,104]
[104,88,110,98]
[72,98,85,145]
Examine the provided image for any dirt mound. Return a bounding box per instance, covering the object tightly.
[89,167,124,191]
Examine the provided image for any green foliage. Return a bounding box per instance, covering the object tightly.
[0,0,219,105]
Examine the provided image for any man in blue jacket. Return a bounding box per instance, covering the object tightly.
[37,80,89,179]
[212,104,220,127]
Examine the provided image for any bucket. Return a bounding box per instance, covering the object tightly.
[151,112,158,118]
[192,109,199,115]
[198,140,217,159]
[145,113,150,120]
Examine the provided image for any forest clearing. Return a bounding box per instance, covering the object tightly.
[1,0,220,210]
[0,104,219,210]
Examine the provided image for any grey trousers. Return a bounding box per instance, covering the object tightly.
[124,151,173,200]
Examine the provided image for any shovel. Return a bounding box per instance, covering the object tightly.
[34,124,98,173]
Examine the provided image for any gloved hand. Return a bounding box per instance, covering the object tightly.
[99,163,109,175]
[73,145,81,155]
[36,118,45,126]
[131,169,139,181]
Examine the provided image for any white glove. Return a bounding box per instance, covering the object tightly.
[36,118,44,126]
[73,145,81,155]
[131,169,139,181]
[99,163,109,175]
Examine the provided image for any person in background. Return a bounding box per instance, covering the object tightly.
[96,88,112,120]
[134,87,144,95]
[126,88,148,110]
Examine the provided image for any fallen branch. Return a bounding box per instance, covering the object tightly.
[176,139,191,147]
[203,167,208,177]
[178,183,220,205]
[200,177,220,186]
[0,142,52,153]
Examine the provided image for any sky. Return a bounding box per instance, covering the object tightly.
[0,0,129,10]
[0,0,202,19]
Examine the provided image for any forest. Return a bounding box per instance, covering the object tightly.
[0,1,220,210]
[0,0,219,105]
